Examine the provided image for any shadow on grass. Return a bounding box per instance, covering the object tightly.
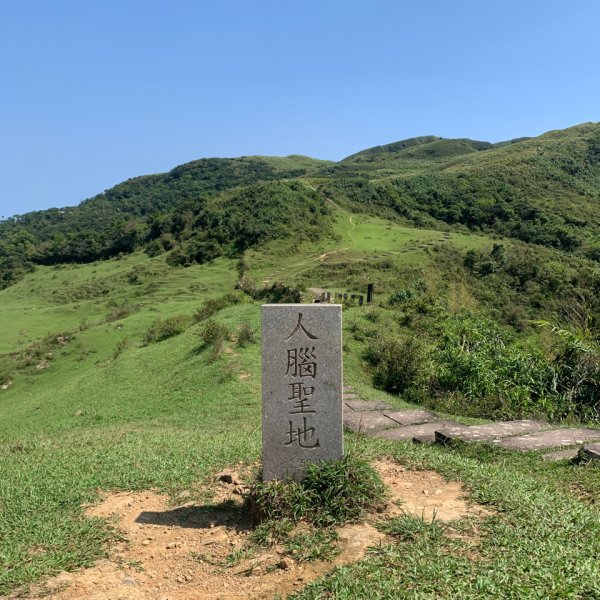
[135,499,251,532]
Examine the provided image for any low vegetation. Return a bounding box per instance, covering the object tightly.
[142,314,191,345]
[1,123,600,596]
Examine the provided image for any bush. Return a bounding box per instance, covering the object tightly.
[246,453,386,527]
[364,335,427,395]
[193,293,242,323]
[250,282,303,304]
[429,313,554,419]
[142,315,190,345]
[112,338,129,359]
[197,319,230,358]
[0,364,14,386]
[236,323,256,347]
[539,321,600,422]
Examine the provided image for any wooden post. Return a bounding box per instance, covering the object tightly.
[367,284,374,303]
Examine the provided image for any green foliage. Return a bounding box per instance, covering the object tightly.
[0,230,36,290]
[249,518,295,547]
[246,454,386,527]
[3,123,600,292]
[379,513,444,543]
[0,159,331,283]
[243,281,303,304]
[142,314,190,345]
[236,323,256,347]
[197,319,230,359]
[112,338,129,360]
[193,293,243,323]
[537,320,600,422]
[364,335,427,395]
[284,530,340,563]
[301,454,387,526]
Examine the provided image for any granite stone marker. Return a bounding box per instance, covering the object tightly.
[262,304,343,481]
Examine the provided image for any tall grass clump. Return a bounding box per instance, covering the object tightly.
[364,334,427,395]
[197,319,230,359]
[236,323,256,347]
[142,314,190,345]
[246,453,386,527]
[193,293,243,323]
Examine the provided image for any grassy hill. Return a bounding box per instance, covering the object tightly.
[1,123,600,596]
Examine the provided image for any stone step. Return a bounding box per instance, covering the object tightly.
[384,409,438,427]
[343,393,359,400]
[372,420,463,443]
[344,399,393,412]
[580,443,600,461]
[343,411,400,432]
[499,428,600,452]
[343,408,439,433]
[343,385,354,392]
[542,448,580,462]
[435,420,547,444]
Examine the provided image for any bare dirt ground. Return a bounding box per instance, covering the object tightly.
[9,459,489,600]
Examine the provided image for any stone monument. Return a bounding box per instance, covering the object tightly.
[262,304,343,481]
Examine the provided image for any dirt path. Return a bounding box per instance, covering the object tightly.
[10,460,489,600]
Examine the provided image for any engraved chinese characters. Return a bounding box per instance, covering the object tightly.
[262,305,343,481]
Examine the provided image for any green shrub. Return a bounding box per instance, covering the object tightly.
[538,321,600,422]
[236,323,256,347]
[431,314,553,418]
[193,293,242,323]
[0,363,14,386]
[112,338,129,360]
[142,315,190,345]
[364,335,427,395]
[246,453,386,527]
[104,302,139,323]
[197,319,230,359]
[250,281,303,304]
[301,454,387,526]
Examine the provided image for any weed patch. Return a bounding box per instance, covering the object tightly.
[246,453,386,527]
[142,314,191,345]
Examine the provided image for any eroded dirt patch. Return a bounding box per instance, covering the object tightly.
[374,459,490,521]
[11,460,489,600]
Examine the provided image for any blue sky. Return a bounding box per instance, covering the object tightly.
[1,0,599,217]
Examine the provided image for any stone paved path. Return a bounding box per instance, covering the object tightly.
[342,389,600,459]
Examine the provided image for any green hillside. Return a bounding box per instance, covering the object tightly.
[1,123,600,597]
[2,123,600,290]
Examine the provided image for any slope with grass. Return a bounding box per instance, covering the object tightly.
[1,123,600,597]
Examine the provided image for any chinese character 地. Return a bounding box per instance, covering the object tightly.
[285,416,320,448]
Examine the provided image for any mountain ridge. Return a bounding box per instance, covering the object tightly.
[1,122,600,289]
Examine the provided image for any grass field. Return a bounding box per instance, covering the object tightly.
[245,204,490,293]
[1,209,600,597]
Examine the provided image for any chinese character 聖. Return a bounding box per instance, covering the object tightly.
[287,382,315,414]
